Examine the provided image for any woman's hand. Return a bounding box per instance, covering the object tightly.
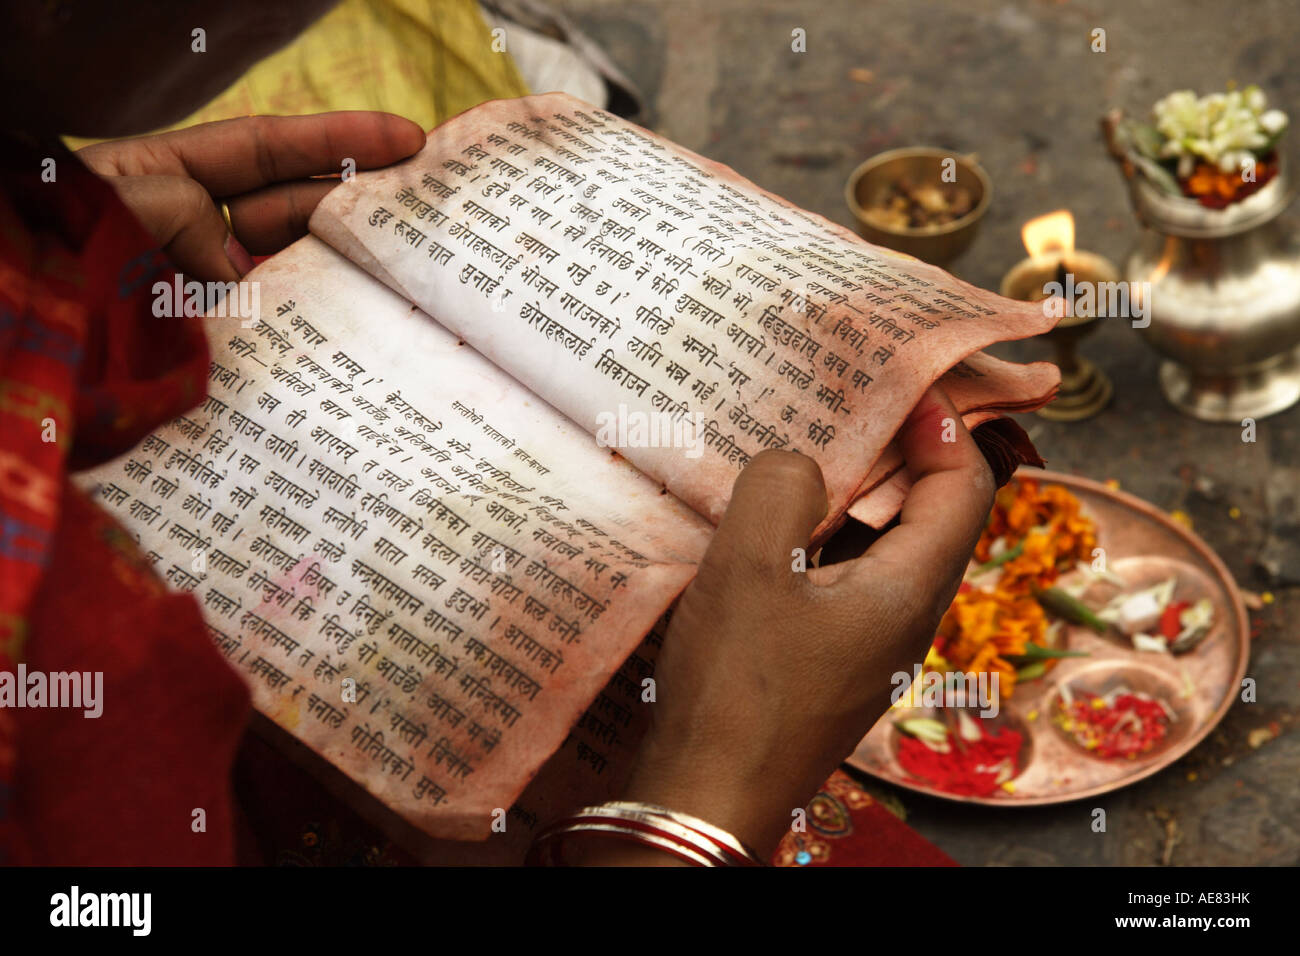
[591,386,995,864]
[78,112,426,281]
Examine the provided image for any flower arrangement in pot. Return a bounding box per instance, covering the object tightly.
[1106,85,1288,208]
[1101,85,1300,422]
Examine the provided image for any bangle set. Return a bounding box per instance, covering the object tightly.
[526,800,766,866]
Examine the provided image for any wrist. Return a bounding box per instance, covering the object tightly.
[621,736,828,861]
[528,800,767,867]
[556,830,695,867]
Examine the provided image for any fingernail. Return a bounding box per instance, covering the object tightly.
[224,233,256,277]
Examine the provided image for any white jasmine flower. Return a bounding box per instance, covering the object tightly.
[1149,87,1286,175]
[1218,149,1252,174]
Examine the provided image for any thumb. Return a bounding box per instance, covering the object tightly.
[699,449,828,581]
[829,385,993,624]
[105,174,253,282]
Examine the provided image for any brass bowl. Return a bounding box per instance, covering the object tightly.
[845,146,992,266]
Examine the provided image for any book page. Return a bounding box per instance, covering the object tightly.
[309,91,1058,540]
[848,351,1059,526]
[362,612,668,864]
[75,236,712,841]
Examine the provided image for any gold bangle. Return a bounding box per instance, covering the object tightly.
[571,809,739,865]
[526,801,765,867]
[531,821,722,867]
[601,800,765,865]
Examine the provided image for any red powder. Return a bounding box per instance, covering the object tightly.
[897,723,1022,797]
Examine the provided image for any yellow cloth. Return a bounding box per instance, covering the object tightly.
[68,0,528,147]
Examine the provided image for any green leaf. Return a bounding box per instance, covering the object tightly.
[975,538,1024,574]
[1007,644,1090,661]
[896,718,949,742]
[1131,154,1183,195]
[1130,122,1165,160]
[1034,587,1108,634]
[1016,662,1048,681]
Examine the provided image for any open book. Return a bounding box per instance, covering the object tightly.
[79,93,1058,861]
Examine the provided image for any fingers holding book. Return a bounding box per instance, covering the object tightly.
[620,393,993,858]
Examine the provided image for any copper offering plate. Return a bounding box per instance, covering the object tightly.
[846,469,1250,806]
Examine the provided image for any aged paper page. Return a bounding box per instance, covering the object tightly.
[75,237,711,840]
[369,612,669,864]
[848,351,1059,525]
[310,91,1058,540]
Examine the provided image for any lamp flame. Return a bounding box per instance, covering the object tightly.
[1021,209,1075,259]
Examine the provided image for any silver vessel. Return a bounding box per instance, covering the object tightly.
[1124,171,1300,421]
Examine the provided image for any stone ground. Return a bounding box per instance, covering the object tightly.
[554,0,1300,865]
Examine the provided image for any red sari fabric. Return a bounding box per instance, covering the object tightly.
[773,770,956,867]
[0,134,250,864]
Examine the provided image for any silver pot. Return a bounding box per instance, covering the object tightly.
[1124,171,1300,421]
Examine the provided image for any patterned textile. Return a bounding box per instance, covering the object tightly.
[0,134,250,863]
[773,770,957,867]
